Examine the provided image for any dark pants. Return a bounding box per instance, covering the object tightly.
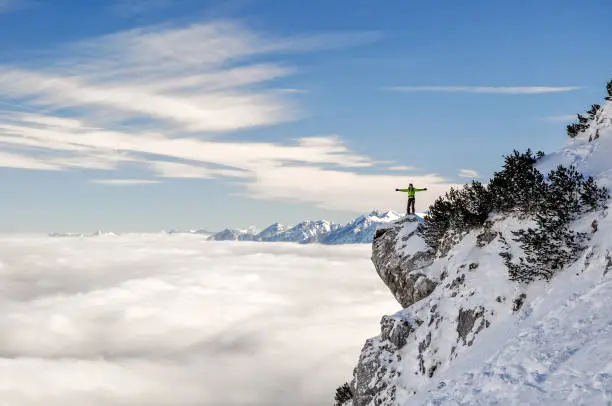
[407,198,415,214]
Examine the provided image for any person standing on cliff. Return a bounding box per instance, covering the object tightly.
[395,183,427,215]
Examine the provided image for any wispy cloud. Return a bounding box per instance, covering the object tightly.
[0,21,378,133]
[90,179,161,185]
[0,20,452,213]
[388,165,416,171]
[0,151,63,171]
[0,0,29,13]
[383,86,581,94]
[273,88,309,94]
[458,169,479,178]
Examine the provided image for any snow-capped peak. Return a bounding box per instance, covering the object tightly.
[205,211,406,244]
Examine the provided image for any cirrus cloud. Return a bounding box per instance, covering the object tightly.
[382,86,581,94]
[90,179,162,185]
[0,19,452,213]
[458,169,479,178]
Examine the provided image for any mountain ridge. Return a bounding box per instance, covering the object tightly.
[338,95,612,405]
[48,210,417,244]
[207,210,408,244]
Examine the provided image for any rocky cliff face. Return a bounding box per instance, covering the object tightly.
[370,217,436,308]
[342,99,612,406]
[349,215,530,405]
[348,211,611,406]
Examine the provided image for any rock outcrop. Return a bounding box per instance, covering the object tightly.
[348,215,524,406]
[371,217,436,308]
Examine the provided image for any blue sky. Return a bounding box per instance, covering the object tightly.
[0,0,610,232]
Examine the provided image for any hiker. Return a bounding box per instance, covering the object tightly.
[395,184,427,215]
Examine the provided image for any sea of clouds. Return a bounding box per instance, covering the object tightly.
[0,234,397,405]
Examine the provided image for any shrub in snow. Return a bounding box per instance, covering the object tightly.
[587,104,601,118]
[422,180,493,251]
[582,176,609,211]
[334,382,353,405]
[567,122,588,138]
[422,149,609,283]
[422,195,454,250]
[488,149,546,215]
[422,150,544,250]
[508,166,609,282]
[567,81,610,137]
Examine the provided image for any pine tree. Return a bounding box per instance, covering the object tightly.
[334,383,353,405]
[567,123,582,138]
[461,181,492,228]
[509,165,608,282]
[587,104,601,118]
[488,149,545,214]
[581,177,609,212]
[567,121,589,138]
[423,195,454,249]
[421,147,608,284]
[545,165,583,222]
[577,114,589,124]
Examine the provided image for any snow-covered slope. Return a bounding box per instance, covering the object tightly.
[264,220,340,243]
[208,226,258,241]
[537,100,612,190]
[412,240,612,405]
[323,211,403,245]
[342,100,612,406]
[256,222,289,240]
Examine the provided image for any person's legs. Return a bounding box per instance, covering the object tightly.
[406,198,411,215]
[408,198,415,214]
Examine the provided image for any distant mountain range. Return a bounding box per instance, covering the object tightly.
[48,230,119,238]
[206,210,420,244]
[49,211,425,244]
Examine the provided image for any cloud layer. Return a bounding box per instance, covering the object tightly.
[0,20,452,213]
[458,169,479,178]
[383,86,580,94]
[0,235,398,405]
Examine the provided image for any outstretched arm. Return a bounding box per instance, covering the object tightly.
[415,188,428,192]
[395,188,410,192]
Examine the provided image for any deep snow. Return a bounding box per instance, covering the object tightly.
[410,215,612,405]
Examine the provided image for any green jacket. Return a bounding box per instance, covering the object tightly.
[397,187,426,198]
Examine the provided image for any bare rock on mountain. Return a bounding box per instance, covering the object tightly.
[371,216,437,308]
